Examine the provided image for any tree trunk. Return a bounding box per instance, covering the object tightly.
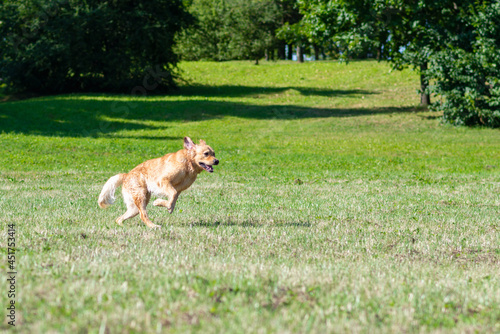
[420,62,430,106]
[313,44,320,60]
[287,44,293,60]
[255,58,259,65]
[265,49,269,62]
[297,45,304,63]
[277,42,286,60]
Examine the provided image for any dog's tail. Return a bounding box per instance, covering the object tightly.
[98,173,126,209]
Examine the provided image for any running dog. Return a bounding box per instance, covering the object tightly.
[98,137,219,228]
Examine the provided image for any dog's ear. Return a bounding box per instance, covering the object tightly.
[184,137,196,150]
[199,139,206,145]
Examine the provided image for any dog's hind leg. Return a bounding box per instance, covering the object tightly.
[116,190,139,226]
[135,192,160,229]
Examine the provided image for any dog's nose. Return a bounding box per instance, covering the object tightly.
[213,159,219,165]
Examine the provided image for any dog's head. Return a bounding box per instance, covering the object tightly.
[184,137,219,173]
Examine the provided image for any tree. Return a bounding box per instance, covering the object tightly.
[384,0,476,106]
[277,21,309,62]
[226,0,282,65]
[297,0,388,61]
[427,1,500,127]
[297,0,499,126]
[175,0,282,64]
[174,0,232,61]
[274,0,303,60]
[0,0,192,93]
[298,0,481,106]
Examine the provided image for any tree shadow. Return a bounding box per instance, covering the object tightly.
[176,84,376,98]
[418,114,441,120]
[0,85,418,138]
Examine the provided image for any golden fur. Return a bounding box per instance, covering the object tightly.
[98,137,219,228]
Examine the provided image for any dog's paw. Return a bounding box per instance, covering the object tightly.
[153,199,165,207]
[149,224,161,229]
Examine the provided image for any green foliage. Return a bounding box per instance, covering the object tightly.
[175,0,282,63]
[227,0,281,64]
[0,0,192,93]
[275,2,309,52]
[297,0,475,63]
[174,0,232,61]
[276,21,309,51]
[297,0,388,59]
[428,2,500,127]
[385,0,473,70]
[296,0,500,126]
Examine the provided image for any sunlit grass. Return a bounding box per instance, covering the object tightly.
[0,60,499,333]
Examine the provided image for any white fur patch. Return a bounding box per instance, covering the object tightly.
[147,180,165,197]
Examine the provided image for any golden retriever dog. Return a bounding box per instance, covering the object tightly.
[98,137,219,228]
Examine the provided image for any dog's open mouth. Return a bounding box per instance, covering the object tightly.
[199,162,214,173]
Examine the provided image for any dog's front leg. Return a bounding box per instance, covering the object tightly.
[153,188,179,214]
[166,192,179,214]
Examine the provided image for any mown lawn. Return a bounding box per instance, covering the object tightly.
[0,60,499,333]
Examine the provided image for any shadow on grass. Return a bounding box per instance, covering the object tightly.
[178,84,376,98]
[0,84,418,138]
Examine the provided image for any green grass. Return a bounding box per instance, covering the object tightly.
[0,60,499,333]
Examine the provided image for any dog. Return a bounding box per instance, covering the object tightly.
[98,137,219,228]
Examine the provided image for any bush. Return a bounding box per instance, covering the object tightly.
[0,0,192,94]
[428,2,500,127]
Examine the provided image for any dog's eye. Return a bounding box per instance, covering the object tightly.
[204,152,209,157]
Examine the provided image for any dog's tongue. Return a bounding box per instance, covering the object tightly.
[200,162,214,173]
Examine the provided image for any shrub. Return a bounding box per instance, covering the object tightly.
[0,0,192,94]
[428,2,500,127]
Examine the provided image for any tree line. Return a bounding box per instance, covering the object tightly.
[1,0,499,127]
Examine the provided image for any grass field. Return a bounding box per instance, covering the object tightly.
[1,60,499,333]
